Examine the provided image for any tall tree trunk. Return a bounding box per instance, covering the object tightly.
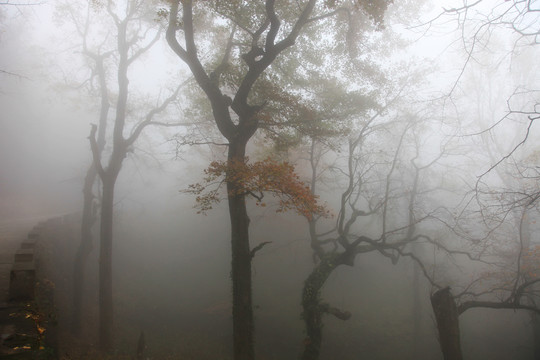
[72,52,109,334]
[412,261,422,357]
[534,312,540,360]
[227,141,254,360]
[96,17,128,351]
[99,174,115,352]
[71,165,98,333]
[301,255,339,360]
[411,244,423,359]
[517,208,540,359]
[431,287,463,360]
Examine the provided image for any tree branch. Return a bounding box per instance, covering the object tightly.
[250,241,272,259]
[167,0,236,141]
[320,303,351,320]
[126,82,184,146]
[458,300,540,315]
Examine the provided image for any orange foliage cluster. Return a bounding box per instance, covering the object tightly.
[186,157,328,219]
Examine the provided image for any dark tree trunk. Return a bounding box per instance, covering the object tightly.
[431,287,463,360]
[96,18,128,351]
[412,255,422,358]
[517,209,540,359]
[71,165,98,333]
[227,141,254,360]
[136,331,146,359]
[72,52,109,335]
[99,174,116,352]
[533,312,540,360]
[301,255,339,360]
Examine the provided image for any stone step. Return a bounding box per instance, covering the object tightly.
[8,262,36,302]
[13,250,34,263]
[20,240,36,250]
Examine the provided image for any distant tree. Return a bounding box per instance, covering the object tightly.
[416,16,540,354]
[418,0,540,163]
[420,0,539,92]
[298,104,445,359]
[76,0,182,351]
[165,1,395,359]
[413,146,540,359]
[53,1,114,335]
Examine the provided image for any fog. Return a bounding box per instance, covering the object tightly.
[0,1,539,359]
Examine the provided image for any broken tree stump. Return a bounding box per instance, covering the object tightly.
[431,287,463,360]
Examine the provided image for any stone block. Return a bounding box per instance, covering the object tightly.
[8,262,36,301]
[14,249,34,262]
[21,239,37,249]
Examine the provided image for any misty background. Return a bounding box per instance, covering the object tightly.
[0,1,539,359]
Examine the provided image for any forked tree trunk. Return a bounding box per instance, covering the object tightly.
[227,141,254,360]
[72,52,109,334]
[431,287,463,360]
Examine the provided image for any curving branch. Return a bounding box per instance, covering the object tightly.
[126,81,185,146]
[167,0,236,141]
[250,241,272,259]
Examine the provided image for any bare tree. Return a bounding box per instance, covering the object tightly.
[80,0,182,351]
[52,1,116,335]
[416,0,540,169]
[297,93,449,359]
[419,156,540,359]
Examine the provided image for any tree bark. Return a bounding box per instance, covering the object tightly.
[534,312,540,360]
[301,255,340,360]
[412,262,422,357]
[431,287,463,360]
[99,174,115,352]
[412,250,423,358]
[227,140,255,360]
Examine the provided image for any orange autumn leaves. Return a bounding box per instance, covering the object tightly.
[186,157,328,219]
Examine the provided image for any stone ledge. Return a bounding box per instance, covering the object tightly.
[14,249,34,263]
[8,262,36,302]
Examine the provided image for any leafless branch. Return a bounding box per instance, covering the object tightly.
[250,241,272,259]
